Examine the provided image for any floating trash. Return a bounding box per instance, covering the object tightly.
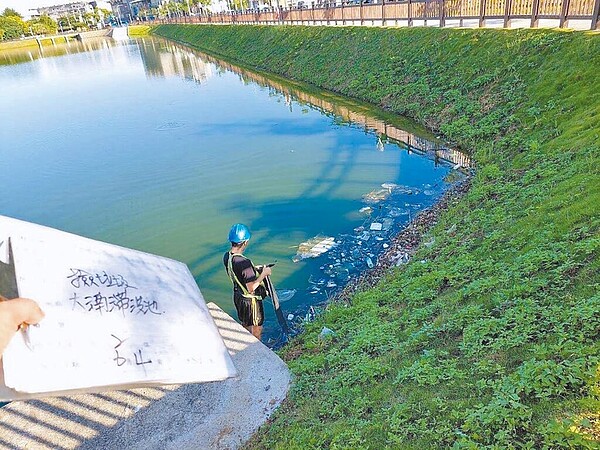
[319,326,335,339]
[335,267,350,281]
[276,289,297,303]
[382,218,394,231]
[381,182,398,191]
[293,236,337,262]
[363,188,390,203]
[395,185,415,195]
[388,207,409,217]
[359,206,373,215]
[383,243,390,249]
[156,121,185,131]
[423,190,434,196]
[366,257,374,269]
[370,222,383,231]
[305,306,316,322]
[326,280,337,288]
[287,313,295,321]
[358,231,371,241]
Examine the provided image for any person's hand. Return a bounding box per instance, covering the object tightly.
[0,298,44,357]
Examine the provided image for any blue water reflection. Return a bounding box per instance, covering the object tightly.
[0,37,468,346]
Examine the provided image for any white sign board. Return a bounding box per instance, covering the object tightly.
[0,215,236,400]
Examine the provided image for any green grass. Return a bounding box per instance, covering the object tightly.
[0,36,69,51]
[127,25,151,37]
[151,25,600,448]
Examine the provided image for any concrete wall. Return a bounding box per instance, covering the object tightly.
[0,304,290,450]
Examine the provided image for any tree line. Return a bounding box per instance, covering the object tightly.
[0,7,111,41]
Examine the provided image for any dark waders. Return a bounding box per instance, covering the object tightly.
[264,275,290,335]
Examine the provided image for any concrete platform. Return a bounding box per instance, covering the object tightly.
[0,303,290,449]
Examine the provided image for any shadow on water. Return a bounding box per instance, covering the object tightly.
[0,36,470,349]
[133,37,473,346]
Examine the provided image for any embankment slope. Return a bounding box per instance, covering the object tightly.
[150,25,599,448]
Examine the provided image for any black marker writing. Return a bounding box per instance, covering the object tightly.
[134,349,152,366]
[111,334,153,368]
[75,289,161,316]
[112,334,127,367]
[68,268,161,316]
[68,268,136,290]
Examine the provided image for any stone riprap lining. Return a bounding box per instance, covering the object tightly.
[335,178,472,304]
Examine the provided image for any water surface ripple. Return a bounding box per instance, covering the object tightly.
[0,37,469,345]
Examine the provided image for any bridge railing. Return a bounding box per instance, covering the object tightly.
[148,0,600,30]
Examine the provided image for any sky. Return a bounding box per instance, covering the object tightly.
[0,1,112,18]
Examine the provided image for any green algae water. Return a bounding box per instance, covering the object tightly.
[0,37,467,344]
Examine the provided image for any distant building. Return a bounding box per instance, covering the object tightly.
[34,2,96,20]
[110,0,156,20]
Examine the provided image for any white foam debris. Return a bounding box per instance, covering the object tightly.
[363,188,390,203]
[293,236,337,262]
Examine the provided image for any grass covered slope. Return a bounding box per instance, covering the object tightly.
[153,25,600,448]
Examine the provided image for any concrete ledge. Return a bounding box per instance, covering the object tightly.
[0,303,290,449]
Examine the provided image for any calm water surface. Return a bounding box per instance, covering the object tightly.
[0,37,466,343]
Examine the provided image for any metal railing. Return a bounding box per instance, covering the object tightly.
[147,0,600,30]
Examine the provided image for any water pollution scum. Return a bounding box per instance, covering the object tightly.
[266,175,470,347]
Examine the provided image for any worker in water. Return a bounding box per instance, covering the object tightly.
[223,223,271,341]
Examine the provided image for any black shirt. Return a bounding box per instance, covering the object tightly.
[223,252,257,298]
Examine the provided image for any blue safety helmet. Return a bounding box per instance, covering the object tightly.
[228,223,251,244]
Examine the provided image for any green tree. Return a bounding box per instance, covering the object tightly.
[2,8,22,18]
[159,1,185,18]
[190,0,212,14]
[0,15,25,40]
[57,15,76,32]
[26,14,58,35]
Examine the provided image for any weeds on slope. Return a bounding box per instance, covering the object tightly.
[152,25,600,448]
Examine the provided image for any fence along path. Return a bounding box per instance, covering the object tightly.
[152,0,600,30]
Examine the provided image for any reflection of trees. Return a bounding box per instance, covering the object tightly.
[140,37,470,169]
[136,39,212,84]
[197,46,471,169]
[0,38,115,67]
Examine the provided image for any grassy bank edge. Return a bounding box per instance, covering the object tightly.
[0,36,70,51]
[128,25,151,37]
[150,25,599,448]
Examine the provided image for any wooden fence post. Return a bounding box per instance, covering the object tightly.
[558,0,570,27]
[478,0,486,27]
[439,0,445,26]
[360,0,364,25]
[530,0,541,27]
[382,0,386,26]
[503,0,512,27]
[592,0,600,29]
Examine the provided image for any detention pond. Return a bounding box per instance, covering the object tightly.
[0,36,470,346]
